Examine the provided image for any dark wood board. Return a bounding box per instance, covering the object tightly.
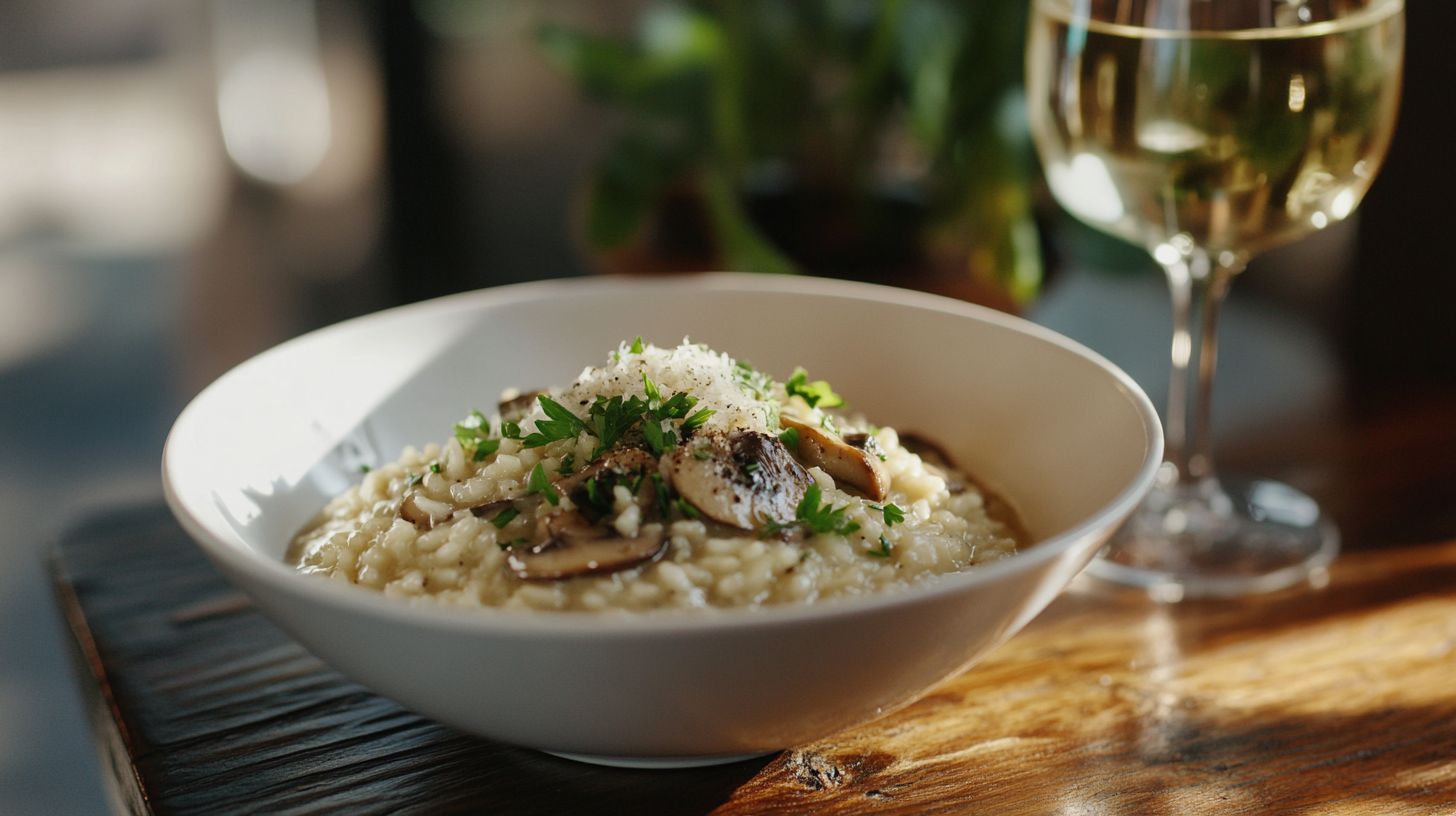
[52,504,1456,814]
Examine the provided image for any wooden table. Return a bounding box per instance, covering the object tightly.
[49,389,1456,815]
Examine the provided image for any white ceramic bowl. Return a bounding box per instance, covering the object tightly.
[163,274,1161,767]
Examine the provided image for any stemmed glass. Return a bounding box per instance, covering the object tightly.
[1026,0,1404,598]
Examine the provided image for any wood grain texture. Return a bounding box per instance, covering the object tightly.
[52,505,1456,815]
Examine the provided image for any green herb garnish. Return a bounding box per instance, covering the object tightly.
[785,367,844,409]
[652,473,671,519]
[521,395,589,448]
[629,336,645,354]
[641,419,675,456]
[585,476,615,513]
[527,462,559,506]
[733,360,774,401]
[867,502,905,526]
[405,473,424,489]
[761,484,860,538]
[490,506,520,529]
[674,497,703,519]
[693,449,711,460]
[429,462,441,473]
[359,465,371,474]
[681,407,715,432]
[454,409,501,461]
[499,537,530,550]
[743,462,760,474]
[868,536,893,558]
[557,453,576,475]
[778,426,800,449]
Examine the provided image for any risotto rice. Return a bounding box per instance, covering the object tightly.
[288,339,1022,611]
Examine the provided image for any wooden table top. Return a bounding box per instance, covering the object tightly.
[51,490,1456,815]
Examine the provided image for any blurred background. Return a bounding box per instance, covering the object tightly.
[0,1,1449,812]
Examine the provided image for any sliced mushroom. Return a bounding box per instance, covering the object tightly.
[506,513,666,580]
[779,416,891,501]
[555,445,660,500]
[664,430,811,530]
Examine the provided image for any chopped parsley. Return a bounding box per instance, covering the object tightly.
[733,360,774,401]
[743,462,760,474]
[585,476,615,513]
[359,465,371,474]
[454,409,501,461]
[652,473,671,519]
[778,427,800,449]
[429,462,441,473]
[521,395,589,448]
[500,419,522,440]
[526,462,559,506]
[867,502,905,526]
[641,419,674,456]
[761,484,861,538]
[405,473,424,489]
[674,497,703,519]
[785,367,844,409]
[629,336,645,354]
[681,407,715,432]
[867,536,893,558]
[557,453,575,475]
[490,506,519,529]
[693,449,711,460]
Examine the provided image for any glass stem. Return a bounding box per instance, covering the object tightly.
[1159,249,1244,489]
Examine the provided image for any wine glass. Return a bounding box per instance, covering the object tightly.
[1026,0,1404,598]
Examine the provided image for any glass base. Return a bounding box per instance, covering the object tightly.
[1085,471,1339,601]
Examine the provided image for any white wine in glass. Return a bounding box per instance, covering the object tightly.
[1026,0,1403,598]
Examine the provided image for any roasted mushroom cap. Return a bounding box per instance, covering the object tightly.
[506,511,666,580]
[779,416,891,501]
[665,430,811,530]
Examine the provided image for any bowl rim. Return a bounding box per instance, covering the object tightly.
[163,273,1163,636]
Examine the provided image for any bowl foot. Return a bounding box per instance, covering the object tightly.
[544,750,777,769]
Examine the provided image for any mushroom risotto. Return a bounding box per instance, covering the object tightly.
[289,339,1023,611]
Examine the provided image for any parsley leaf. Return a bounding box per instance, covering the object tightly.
[454,409,500,461]
[527,462,559,506]
[786,367,844,409]
[405,473,424,489]
[522,395,588,448]
[641,420,675,456]
[652,473,671,519]
[795,484,860,535]
[682,407,715,431]
[359,464,371,474]
[761,484,861,538]
[557,453,575,475]
[778,426,800,449]
[867,502,905,526]
[500,419,522,440]
[733,360,773,401]
[585,476,615,513]
[674,497,702,519]
[586,394,645,458]
[629,336,645,354]
[868,536,893,558]
[490,506,519,529]
[429,462,441,473]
